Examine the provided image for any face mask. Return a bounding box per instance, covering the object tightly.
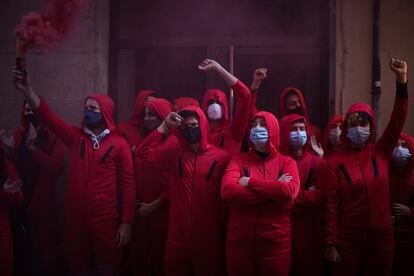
[25,114,41,128]
[180,126,202,144]
[391,146,412,167]
[250,127,269,149]
[346,126,370,146]
[144,118,161,132]
[207,103,222,120]
[84,109,104,129]
[288,106,303,116]
[290,131,307,147]
[329,128,342,146]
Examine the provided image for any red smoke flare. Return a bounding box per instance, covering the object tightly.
[15,0,88,56]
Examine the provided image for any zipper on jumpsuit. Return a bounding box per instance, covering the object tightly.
[356,150,370,250]
[253,158,265,266]
[189,152,197,247]
[83,145,95,223]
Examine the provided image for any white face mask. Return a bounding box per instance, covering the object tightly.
[207,103,222,120]
[347,126,370,146]
[391,146,412,167]
[329,128,342,146]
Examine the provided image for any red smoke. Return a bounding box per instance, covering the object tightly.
[14,0,88,55]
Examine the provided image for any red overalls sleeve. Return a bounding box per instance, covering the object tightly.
[324,160,340,245]
[229,80,251,135]
[295,159,326,207]
[117,141,136,224]
[135,130,174,170]
[221,157,266,205]
[375,82,408,158]
[248,158,300,202]
[30,139,65,175]
[34,98,78,147]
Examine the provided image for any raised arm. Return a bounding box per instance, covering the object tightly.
[376,59,408,158]
[135,112,180,169]
[12,68,78,147]
[247,157,300,202]
[198,59,251,135]
[221,157,266,205]
[249,68,267,117]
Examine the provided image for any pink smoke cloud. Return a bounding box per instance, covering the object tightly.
[14,0,88,54]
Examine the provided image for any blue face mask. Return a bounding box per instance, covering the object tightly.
[289,131,307,147]
[347,126,370,146]
[250,127,269,148]
[84,109,104,128]
[391,146,412,167]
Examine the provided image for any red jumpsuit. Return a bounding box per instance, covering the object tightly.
[279,86,321,139]
[321,115,344,158]
[118,89,156,149]
[11,102,65,276]
[137,106,230,276]
[0,151,23,276]
[201,80,251,155]
[129,98,174,276]
[34,94,136,276]
[175,97,200,110]
[279,114,325,276]
[389,132,414,276]
[324,82,408,276]
[221,111,300,276]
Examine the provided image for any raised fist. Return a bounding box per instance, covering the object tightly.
[198,59,223,72]
[253,68,268,82]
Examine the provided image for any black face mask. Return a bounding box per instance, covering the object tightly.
[84,109,104,129]
[25,114,41,128]
[144,118,162,132]
[180,126,202,144]
[288,106,303,116]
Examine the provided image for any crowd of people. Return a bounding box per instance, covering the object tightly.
[0,57,410,276]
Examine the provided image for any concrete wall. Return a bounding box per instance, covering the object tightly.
[335,0,414,136]
[0,0,109,129]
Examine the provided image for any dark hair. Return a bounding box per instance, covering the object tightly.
[292,118,305,124]
[178,110,199,119]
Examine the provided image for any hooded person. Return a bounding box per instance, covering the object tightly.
[279,114,326,276]
[136,105,230,276]
[174,97,200,111]
[0,148,23,276]
[279,86,321,140]
[117,89,157,150]
[6,100,65,276]
[324,59,408,276]
[321,115,344,158]
[129,98,175,276]
[389,133,414,276]
[199,59,251,155]
[12,68,136,276]
[221,111,300,276]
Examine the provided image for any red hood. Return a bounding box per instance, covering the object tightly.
[83,94,116,132]
[177,105,212,152]
[130,89,156,125]
[322,114,344,152]
[147,98,173,120]
[249,111,280,157]
[279,113,309,156]
[279,86,309,120]
[201,89,229,128]
[390,132,414,177]
[175,97,200,111]
[342,102,376,147]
